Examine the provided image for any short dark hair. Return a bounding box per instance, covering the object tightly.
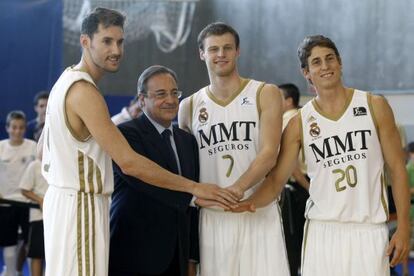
[279,83,300,108]
[81,7,125,38]
[408,142,414,153]
[197,22,240,50]
[297,35,341,70]
[137,65,178,95]
[6,110,26,127]
[33,91,49,105]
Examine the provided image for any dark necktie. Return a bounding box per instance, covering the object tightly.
[161,129,179,174]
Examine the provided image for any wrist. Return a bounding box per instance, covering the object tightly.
[236,182,248,192]
[397,220,410,230]
[188,180,197,195]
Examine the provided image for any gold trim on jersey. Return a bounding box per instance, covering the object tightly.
[299,110,305,163]
[256,82,266,118]
[380,172,390,220]
[64,89,91,142]
[78,151,86,192]
[87,157,96,275]
[367,92,380,137]
[95,165,103,194]
[206,78,250,107]
[77,192,82,276]
[84,193,90,276]
[311,88,355,121]
[77,152,99,275]
[90,194,96,276]
[87,157,95,193]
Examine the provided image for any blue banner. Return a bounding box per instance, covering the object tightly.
[0,0,62,139]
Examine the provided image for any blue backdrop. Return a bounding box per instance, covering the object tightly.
[0,0,62,139]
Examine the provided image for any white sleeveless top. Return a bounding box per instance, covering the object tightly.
[300,89,388,223]
[190,79,264,199]
[42,67,113,194]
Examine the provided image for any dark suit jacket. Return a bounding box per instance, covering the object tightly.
[109,114,199,275]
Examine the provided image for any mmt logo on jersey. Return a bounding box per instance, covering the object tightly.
[309,129,371,168]
[197,121,256,155]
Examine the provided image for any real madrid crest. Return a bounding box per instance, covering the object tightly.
[309,122,321,137]
[198,107,208,123]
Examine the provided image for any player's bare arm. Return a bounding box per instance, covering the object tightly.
[371,95,410,266]
[232,114,302,212]
[67,81,238,205]
[227,84,283,199]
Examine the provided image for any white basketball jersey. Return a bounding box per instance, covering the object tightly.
[301,89,388,223]
[42,67,113,194]
[190,79,264,199]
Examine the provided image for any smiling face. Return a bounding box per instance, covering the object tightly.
[140,73,179,128]
[302,46,342,90]
[81,24,124,73]
[199,33,240,77]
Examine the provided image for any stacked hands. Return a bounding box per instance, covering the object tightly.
[192,183,255,213]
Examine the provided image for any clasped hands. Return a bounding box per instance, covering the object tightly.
[193,183,255,212]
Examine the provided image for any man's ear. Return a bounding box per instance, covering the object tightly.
[199,49,205,61]
[80,34,90,49]
[302,68,312,84]
[138,94,145,108]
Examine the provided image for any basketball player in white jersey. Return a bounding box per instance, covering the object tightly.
[234,35,410,276]
[178,22,290,276]
[38,8,237,276]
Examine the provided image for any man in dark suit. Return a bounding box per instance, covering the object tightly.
[109,65,199,276]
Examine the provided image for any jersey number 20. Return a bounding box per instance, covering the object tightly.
[332,165,358,192]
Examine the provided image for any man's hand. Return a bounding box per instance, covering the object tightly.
[387,226,410,267]
[229,200,256,213]
[195,198,232,211]
[192,183,239,208]
[226,184,245,201]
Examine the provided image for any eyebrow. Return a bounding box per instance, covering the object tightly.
[154,88,178,92]
[207,43,233,50]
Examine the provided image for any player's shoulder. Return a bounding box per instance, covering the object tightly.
[69,78,97,93]
[66,79,102,104]
[368,93,387,106]
[288,112,302,128]
[256,82,282,108]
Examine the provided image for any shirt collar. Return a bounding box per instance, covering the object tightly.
[143,111,173,135]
